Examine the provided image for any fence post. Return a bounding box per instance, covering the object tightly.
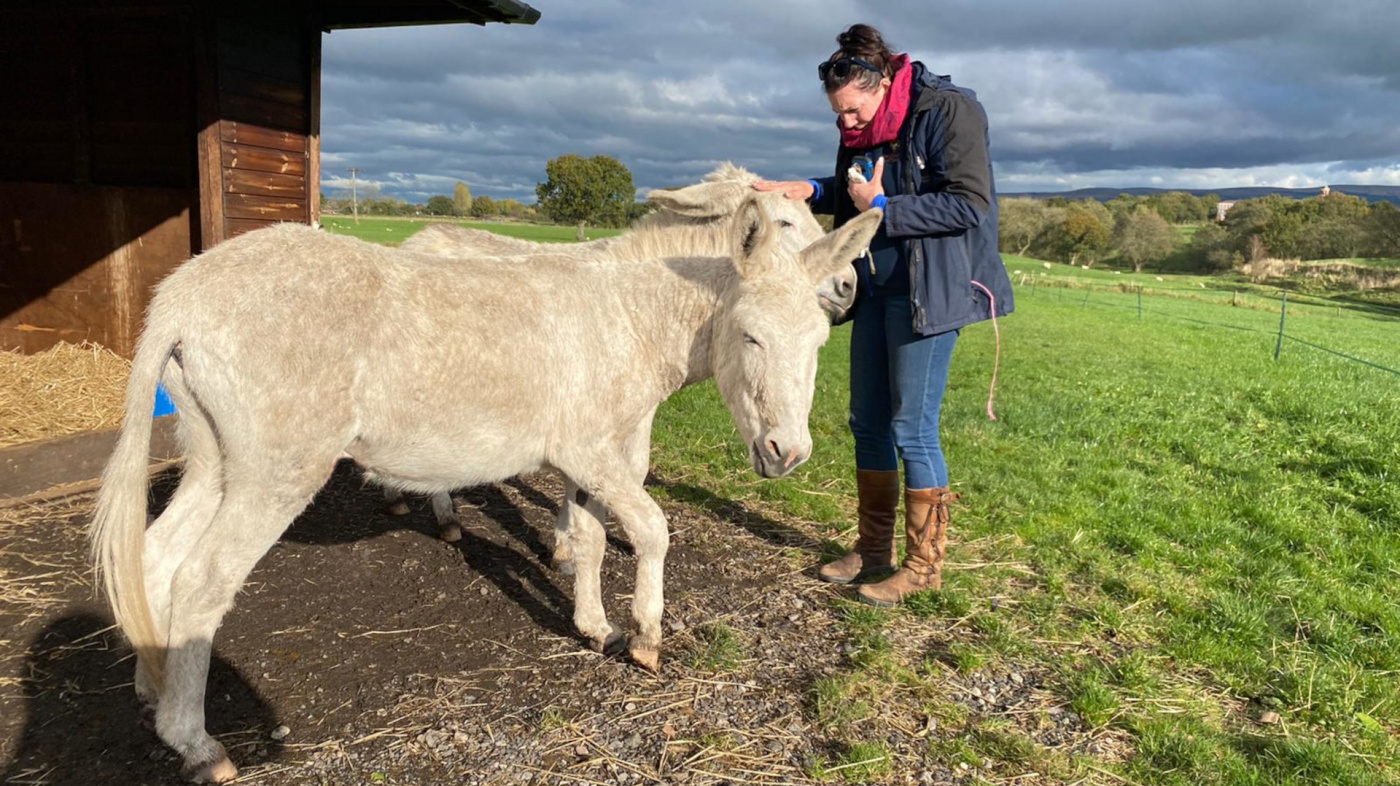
[1137,285,1142,320]
[1031,277,1037,297]
[1082,284,1091,306]
[1274,291,1288,360]
[1232,289,1238,307]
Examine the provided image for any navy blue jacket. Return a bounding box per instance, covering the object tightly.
[811,63,1014,335]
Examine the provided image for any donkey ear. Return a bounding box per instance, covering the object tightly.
[731,196,776,279]
[646,181,745,218]
[801,208,883,285]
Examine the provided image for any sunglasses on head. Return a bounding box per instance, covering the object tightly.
[818,57,881,82]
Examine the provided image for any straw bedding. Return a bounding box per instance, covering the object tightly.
[0,342,131,449]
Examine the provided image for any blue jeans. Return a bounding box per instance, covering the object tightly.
[849,289,959,489]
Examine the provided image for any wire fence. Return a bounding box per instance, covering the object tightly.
[1011,271,1400,379]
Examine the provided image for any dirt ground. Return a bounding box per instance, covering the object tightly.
[0,463,1088,786]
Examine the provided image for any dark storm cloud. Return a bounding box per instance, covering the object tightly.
[319,0,1400,201]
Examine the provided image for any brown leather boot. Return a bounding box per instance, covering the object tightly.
[857,487,958,606]
[818,470,900,583]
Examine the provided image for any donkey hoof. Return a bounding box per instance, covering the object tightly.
[139,704,158,733]
[439,523,462,542]
[388,501,411,516]
[553,557,576,576]
[629,647,660,672]
[591,629,627,656]
[185,755,238,783]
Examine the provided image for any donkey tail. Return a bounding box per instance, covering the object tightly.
[90,320,181,692]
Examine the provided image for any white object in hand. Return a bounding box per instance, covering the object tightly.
[847,164,868,185]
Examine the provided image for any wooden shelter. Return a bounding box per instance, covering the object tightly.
[0,0,540,359]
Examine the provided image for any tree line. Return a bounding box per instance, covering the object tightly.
[321,183,537,220]
[999,191,1400,273]
[322,154,649,237]
[1189,194,1400,271]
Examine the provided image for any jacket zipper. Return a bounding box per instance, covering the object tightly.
[903,117,927,330]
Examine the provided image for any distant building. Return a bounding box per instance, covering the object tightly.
[1216,201,1236,222]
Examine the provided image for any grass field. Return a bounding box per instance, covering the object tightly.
[325,218,1399,782]
[320,215,622,245]
[1002,254,1400,321]
[648,284,1400,784]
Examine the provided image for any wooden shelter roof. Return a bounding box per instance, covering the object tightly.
[317,0,541,29]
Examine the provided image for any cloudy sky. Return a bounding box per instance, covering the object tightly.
[319,0,1400,203]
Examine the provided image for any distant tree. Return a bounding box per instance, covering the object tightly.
[1115,206,1177,272]
[1154,192,1197,223]
[453,182,473,217]
[536,154,636,239]
[365,195,407,216]
[425,195,455,216]
[998,197,1051,256]
[495,198,528,219]
[626,199,656,225]
[1104,193,1145,223]
[470,194,497,218]
[1186,222,1237,272]
[1303,194,1371,259]
[1258,207,1307,260]
[1221,197,1276,259]
[1041,198,1114,266]
[1048,200,1113,267]
[1366,202,1400,258]
[1312,219,1368,260]
[1200,193,1222,223]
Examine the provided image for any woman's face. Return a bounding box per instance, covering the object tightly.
[827,79,890,131]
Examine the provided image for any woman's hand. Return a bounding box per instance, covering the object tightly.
[752,180,815,201]
[848,156,886,212]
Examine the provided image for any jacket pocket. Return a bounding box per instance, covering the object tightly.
[925,237,973,329]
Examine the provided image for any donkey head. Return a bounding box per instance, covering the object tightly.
[648,164,857,321]
[712,197,883,479]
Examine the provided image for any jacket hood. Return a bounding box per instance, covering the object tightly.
[910,63,967,113]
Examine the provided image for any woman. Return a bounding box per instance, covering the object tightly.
[755,24,1013,607]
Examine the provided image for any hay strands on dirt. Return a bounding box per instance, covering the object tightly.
[0,341,131,450]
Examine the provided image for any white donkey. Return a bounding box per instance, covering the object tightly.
[91,198,882,782]
[384,164,856,545]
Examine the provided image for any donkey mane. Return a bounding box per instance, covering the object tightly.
[597,162,762,264]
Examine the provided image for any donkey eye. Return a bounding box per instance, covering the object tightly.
[776,219,795,229]
[744,333,765,348]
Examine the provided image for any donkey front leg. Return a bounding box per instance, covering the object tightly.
[585,478,670,671]
[383,486,410,516]
[430,492,462,542]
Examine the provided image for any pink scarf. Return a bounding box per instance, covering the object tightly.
[839,54,913,149]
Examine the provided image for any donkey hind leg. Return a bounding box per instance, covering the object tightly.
[156,468,328,783]
[139,371,224,713]
[551,478,590,575]
[430,492,462,542]
[383,486,410,516]
[558,479,623,653]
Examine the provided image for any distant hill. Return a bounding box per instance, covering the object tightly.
[1001,185,1400,206]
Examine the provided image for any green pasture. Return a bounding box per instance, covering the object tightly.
[1003,254,1400,318]
[327,218,1399,782]
[320,215,622,245]
[650,283,1400,784]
